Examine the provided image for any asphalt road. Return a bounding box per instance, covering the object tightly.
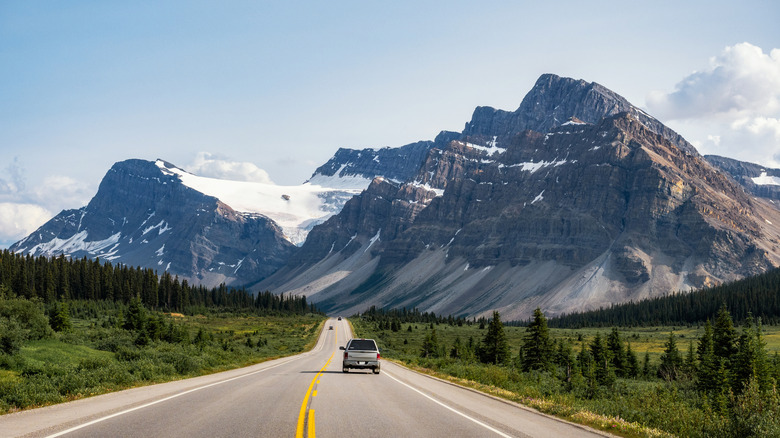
[1,318,609,438]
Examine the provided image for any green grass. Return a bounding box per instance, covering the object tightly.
[20,339,114,366]
[354,319,780,438]
[0,310,325,414]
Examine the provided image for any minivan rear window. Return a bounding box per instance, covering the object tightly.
[348,340,377,350]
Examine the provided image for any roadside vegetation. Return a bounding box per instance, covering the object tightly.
[352,306,780,437]
[0,251,324,414]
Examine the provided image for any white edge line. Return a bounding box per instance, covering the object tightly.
[45,345,314,437]
[383,371,513,438]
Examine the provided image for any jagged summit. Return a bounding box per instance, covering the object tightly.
[464,73,697,155]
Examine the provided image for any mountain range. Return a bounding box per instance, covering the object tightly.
[11,74,780,319]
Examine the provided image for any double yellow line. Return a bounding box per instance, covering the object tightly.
[296,324,337,438]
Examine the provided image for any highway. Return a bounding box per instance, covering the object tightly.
[1,318,609,437]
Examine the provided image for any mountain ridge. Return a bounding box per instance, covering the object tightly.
[11,73,780,320]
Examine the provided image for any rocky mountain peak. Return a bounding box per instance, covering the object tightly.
[464,73,697,155]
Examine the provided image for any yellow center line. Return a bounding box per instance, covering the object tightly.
[308,410,316,438]
[295,323,338,438]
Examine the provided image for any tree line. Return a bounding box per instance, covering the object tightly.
[357,305,473,328]
[547,266,780,328]
[0,250,316,314]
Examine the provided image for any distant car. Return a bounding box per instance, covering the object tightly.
[337,316,342,321]
[329,325,333,330]
[340,338,380,374]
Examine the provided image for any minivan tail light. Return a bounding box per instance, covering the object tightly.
[377,352,381,360]
[344,351,348,359]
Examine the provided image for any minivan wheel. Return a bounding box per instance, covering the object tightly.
[373,368,380,374]
[342,367,349,373]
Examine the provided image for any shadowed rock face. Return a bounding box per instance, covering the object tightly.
[705,155,780,202]
[260,75,780,320]
[11,159,296,287]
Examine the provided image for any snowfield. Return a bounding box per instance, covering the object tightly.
[156,160,369,245]
[752,171,780,186]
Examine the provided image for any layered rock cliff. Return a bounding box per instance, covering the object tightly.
[258,74,780,320]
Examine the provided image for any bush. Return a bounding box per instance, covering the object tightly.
[0,317,26,355]
[730,378,780,437]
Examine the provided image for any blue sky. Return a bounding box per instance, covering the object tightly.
[1,1,779,247]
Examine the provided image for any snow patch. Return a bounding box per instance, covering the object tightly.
[456,140,506,157]
[752,172,780,186]
[143,220,170,236]
[501,159,570,173]
[532,190,545,204]
[28,231,121,257]
[364,229,381,253]
[410,181,445,197]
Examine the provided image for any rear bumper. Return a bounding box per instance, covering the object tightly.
[343,360,380,369]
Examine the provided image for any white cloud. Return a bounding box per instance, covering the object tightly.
[0,203,53,247]
[31,175,93,213]
[186,152,274,183]
[645,43,780,168]
[0,156,95,249]
[0,157,26,195]
[647,43,780,120]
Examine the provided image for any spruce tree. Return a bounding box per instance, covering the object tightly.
[642,351,652,378]
[521,308,553,371]
[49,301,72,332]
[697,320,717,392]
[450,336,464,359]
[658,331,683,380]
[589,333,614,386]
[733,315,771,393]
[480,311,509,365]
[684,340,697,377]
[123,297,146,332]
[625,342,639,378]
[420,327,439,358]
[606,328,627,377]
[713,305,737,365]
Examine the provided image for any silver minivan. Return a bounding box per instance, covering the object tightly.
[340,338,380,374]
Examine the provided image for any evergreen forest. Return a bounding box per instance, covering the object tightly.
[546,266,780,328]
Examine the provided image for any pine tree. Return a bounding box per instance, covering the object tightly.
[480,311,510,365]
[697,319,717,392]
[420,327,439,358]
[642,351,652,378]
[684,340,697,377]
[123,297,146,332]
[49,301,71,332]
[555,340,576,382]
[713,305,737,365]
[733,315,771,393]
[450,336,464,359]
[577,342,598,397]
[625,342,639,378]
[606,327,627,377]
[589,333,614,386]
[521,308,553,371]
[658,331,683,380]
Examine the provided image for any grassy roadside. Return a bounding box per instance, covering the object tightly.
[0,302,325,414]
[352,318,780,438]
